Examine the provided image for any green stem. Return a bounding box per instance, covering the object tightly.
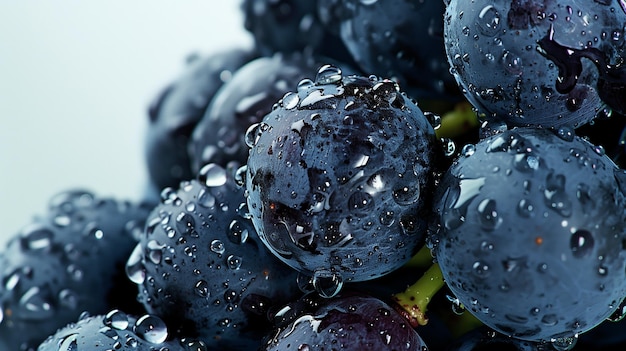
[403,245,434,269]
[435,101,479,139]
[392,263,445,327]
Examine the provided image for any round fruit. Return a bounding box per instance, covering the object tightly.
[262,291,429,350]
[189,53,321,173]
[444,0,626,128]
[335,0,460,101]
[145,48,253,191]
[129,164,301,350]
[0,190,151,350]
[37,310,200,351]
[431,127,626,341]
[245,65,440,293]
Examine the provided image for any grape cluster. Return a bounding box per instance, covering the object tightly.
[1,1,625,350]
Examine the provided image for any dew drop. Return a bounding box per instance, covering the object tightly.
[210,239,225,254]
[58,333,79,351]
[348,191,374,216]
[315,65,342,85]
[228,220,249,244]
[245,123,262,148]
[195,280,210,297]
[227,255,243,270]
[477,198,502,230]
[312,268,343,298]
[556,126,575,141]
[570,230,594,258]
[126,244,146,285]
[18,286,55,320]
[134,314,168,344]
[20,225,54,251]
[104,309,130,330]
[199,163,227,187]
[476,5,501,36]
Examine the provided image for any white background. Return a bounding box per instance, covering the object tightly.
[0,1,252,246]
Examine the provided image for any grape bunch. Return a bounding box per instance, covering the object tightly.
[1,1,626,350]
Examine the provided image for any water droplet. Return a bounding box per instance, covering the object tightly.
[58,333,79,351]
[210,239,225,254]
[228,220,249,244]
[461,144,476,157]
[126,244,146,284]
[176,211,196,235]
[312,268,343,298]
[315,65,342,85]
[104,309,130,330]
[282,92,300,109]
[517,198,534,218]
[476,5,501,36]
[297,78,314,92]
[556,126,575,141]
[245,123,262,148]
[472,261,491,278]
[227,255,243,270]
[198,164,227,187]
[477,198,502,230]
[134,314,168,344]
[194,280,210,297]
[570,230,594,258]
[197,188,216,208]
[146,240,165,264]
[348,191,374,216]
[20,225,54,251]
[18,286,55,320]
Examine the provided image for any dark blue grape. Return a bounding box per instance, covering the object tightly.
[189,53,324,173]
[245,65,440,294]
[444,0,626,128]
[262,291,429,350]
[37,310,202,351]
[0,190,151,351]
[128,164,300,350]
[431,127,626,342]
[242,0,325,56]
[145,48,254,191]
[334,0,460,101]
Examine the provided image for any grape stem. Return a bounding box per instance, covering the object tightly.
[403,245,434,269]
[392,262,444,328]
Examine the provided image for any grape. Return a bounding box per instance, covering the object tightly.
[431,127,626,342]
[332,0,461,101]
[128,164,301,350]
[245,65,440,294]
[0,190,151,350]
[146,48,254,191]
[37,310,203,351]
[444,0,626,128]
[262,291,430,350]
[189,53,324,173]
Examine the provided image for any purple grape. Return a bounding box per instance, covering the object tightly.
[431,127,626,342]
[128,164,301,350]
[245,65,441,295]
[444,0,626,128]
[262,291,430,350]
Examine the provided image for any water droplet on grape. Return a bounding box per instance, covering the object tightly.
[134,314,168,344]
[104,309,130,330]
[312,268,343,298]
